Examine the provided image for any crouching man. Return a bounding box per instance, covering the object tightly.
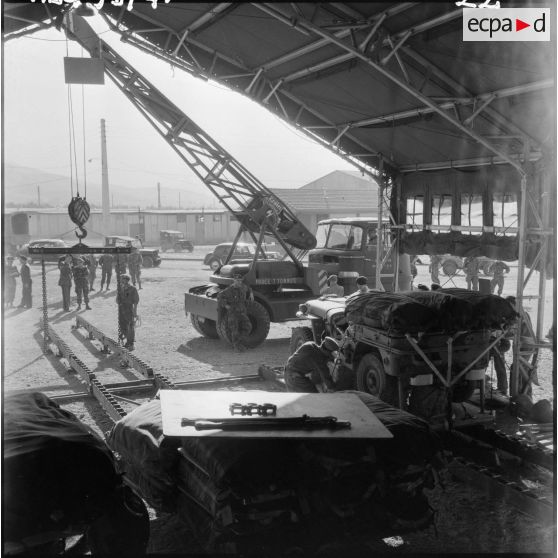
[284,337,339,393]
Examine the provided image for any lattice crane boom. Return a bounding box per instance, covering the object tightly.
[64,13,316,253]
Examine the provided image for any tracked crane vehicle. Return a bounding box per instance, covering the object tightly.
[64,13,401,347]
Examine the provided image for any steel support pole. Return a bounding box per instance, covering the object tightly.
[41,258,49,353]
[511,171,529,398]
[375,160,384,290]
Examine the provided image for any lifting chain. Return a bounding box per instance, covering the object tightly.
[116,254,124,346]
[41,258,49,353]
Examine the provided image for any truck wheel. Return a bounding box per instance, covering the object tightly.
[190,314,219,339]
[243,301,271,348]
[142,256,153,268]
[451,379,476,403]
[87,485,149,556]
[174,245,183,253]
[442,260,458,276]
[356,353,398,406]
[216,301,271,348]
[289,327,314,354]
[209,258,221,272]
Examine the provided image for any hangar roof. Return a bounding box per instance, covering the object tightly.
[3,1,555,178]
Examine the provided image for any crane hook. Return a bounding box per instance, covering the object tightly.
[75,225,88,241]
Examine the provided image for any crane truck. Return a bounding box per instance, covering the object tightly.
[64,13,408,348]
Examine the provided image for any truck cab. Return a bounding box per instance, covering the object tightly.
[307,218,410,292]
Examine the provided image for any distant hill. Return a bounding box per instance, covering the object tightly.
[3,164,217,209]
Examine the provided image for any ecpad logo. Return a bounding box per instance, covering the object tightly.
[463,8,550,41]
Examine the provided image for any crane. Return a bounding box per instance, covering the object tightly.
[63,11,398,347]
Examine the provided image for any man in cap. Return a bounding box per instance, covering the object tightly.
[4,256,19,308]
[284,336,340,393]
[98,253,114,291]
[430,255,441,284]
[17,255,32,309]
[85,255,97,291]
[128,247,143,290]
[58,255,73,312]
[322,274,344,297]
[490,260,510,296]
[217,272,254,351]
[463,256,480,291]
[72,257,91,311]
[118,274,139,350]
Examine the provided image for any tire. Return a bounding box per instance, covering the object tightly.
[216,301,271,348]
[356,353,398,405]
[442,260,458,276]
[289,326,314,354]
[142,256,153,268]
[187,246,194,253]
[174,244,183,253]
[209,258,221,272]
[451,379,476,403]
[87,486,149,556]
[190,314,219,339]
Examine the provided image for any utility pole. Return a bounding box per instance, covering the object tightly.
[37,186,41,207]
[179,192,181,208]
[100,119,111,232]
[157,182,161,208]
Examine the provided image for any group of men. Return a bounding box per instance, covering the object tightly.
[3,255,32,309]
[429,255,510,294]
[56,250,142,350]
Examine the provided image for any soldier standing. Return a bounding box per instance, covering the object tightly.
[86,255,97,291]
[430,255,441,284]
[217,273,254,351]
[115,254,128,278]
[118,274,139,350]
[490,260,510,295]
[4,256,19,308]
[98,253,114,291]
[72,258,91,311]
[58,255,73,312]
[463,257,480,291]
[128,248,143,290]
[18,256,32,309]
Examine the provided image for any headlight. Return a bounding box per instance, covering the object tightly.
[298,304,308,314]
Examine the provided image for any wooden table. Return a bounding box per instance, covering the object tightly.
[160,390,392,439]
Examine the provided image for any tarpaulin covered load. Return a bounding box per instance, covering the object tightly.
[108,394,442,553]
[345,289,516,332]
[4,392,120,544]
[440,288,518,329]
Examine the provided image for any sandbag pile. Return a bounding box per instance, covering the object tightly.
[345,289,516,332]
[108,395,442,553]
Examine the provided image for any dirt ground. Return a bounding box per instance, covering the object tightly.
[2,253,556,554]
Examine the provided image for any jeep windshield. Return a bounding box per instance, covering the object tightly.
[315,223,364,251]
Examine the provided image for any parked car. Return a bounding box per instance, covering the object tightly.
[159,230,194,252]
[18,239,69,263]
[104,236,161,268]
[203,242,280,272]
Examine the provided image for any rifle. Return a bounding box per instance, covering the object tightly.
[180,414,351,431]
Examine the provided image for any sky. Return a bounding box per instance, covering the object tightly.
[3,10,357,209]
